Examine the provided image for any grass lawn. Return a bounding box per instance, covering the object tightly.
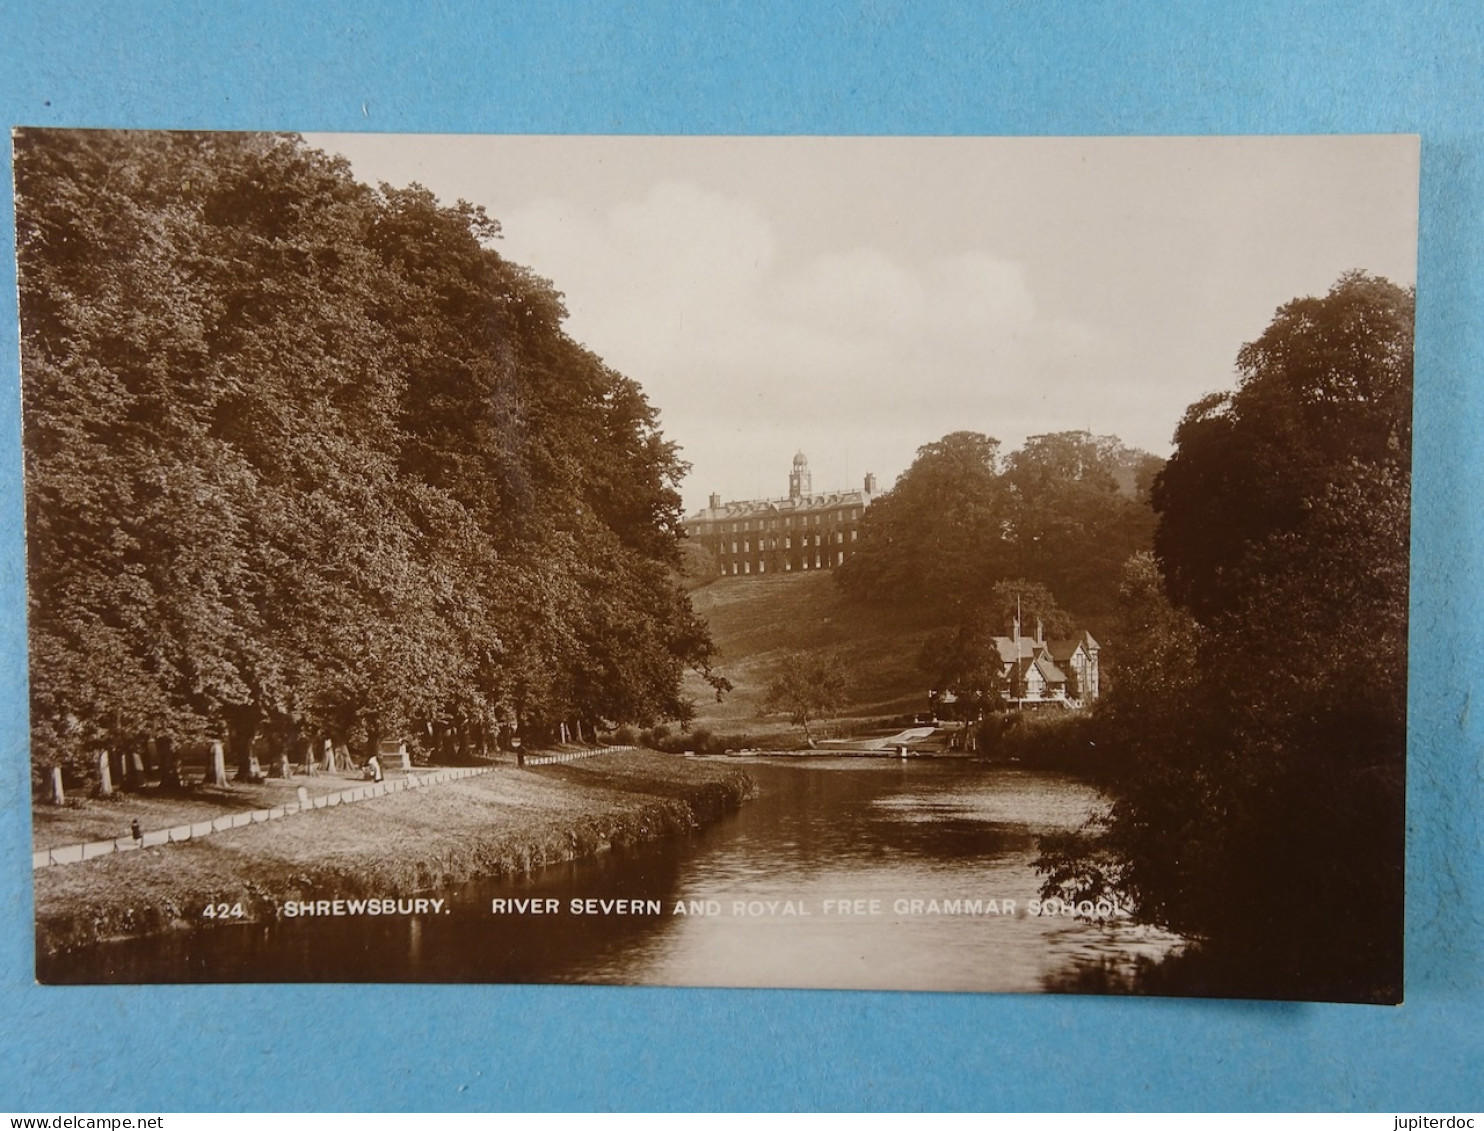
[31,769,409,851]
[33,749,752,955]
[682,571,950,732]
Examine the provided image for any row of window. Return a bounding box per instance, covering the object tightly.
[689,508,862,536]
[717,530,857,554]
[723,550,847,575]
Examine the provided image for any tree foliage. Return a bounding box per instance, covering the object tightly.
[761,652,849,743]
[16,129,723,783]
[917,611,1008,711]
[1038,273,1412,1002]
[1152,270,1413,620]
[837,428,1158,622]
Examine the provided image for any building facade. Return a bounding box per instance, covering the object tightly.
[683,452,878,578]
[930,617,1101,718]
[991,619,1101,706]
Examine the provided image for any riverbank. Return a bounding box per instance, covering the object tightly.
[33,750,753,957]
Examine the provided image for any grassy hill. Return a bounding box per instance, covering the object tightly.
[680,571,952,735]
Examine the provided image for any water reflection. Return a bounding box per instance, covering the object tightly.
[39,758,1182,992]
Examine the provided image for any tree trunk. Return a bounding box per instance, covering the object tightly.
[156,735,183,791]
[226,707,261,780]
[365,721,381,770]
[125,743,146,789]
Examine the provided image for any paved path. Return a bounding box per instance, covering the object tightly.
[33,744,641,870]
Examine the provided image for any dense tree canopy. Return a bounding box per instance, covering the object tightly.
[1038,273,1412,1002]
[16,129,722,783]
[837,427,1159,625]
[1152,270,1413,620]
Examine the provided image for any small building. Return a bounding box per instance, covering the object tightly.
[929,616,1101,717]
[993,617,1100,707]
[683,452,878,577]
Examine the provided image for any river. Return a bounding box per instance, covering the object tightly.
[39,757,1183,992]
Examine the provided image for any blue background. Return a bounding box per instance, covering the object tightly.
[1,1,1480,1112]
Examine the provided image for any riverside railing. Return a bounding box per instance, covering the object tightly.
[32,765,493,870]
[520,744,635,767]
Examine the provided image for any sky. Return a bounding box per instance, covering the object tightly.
[305,134,1419,513]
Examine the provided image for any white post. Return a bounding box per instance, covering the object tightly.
[205,740,228,785]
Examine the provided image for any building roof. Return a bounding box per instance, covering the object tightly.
[686,488,873,524]
[993,636,1041,664]
[1047,632,1099,661]
[1033,655,1068,684]
[1017,654,1068,686]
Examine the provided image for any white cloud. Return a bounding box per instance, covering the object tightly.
[500,181,1103,507]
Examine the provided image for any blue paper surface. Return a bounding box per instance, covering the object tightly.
[0,1,1480,1112]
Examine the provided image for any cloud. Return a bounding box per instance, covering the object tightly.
[499,180,1102,507]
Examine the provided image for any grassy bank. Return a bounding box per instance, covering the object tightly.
[33,770,401,852]
[682,571,949,730]
[33,750,752,956]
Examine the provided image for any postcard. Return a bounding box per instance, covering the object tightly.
[16,131,1417,1002]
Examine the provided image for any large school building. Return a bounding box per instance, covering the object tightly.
[683,452,878,577]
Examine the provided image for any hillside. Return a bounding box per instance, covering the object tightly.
[680,571,952,733]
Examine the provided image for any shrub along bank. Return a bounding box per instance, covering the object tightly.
[973,711,1106,775]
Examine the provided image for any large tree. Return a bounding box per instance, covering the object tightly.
[837,428,1158,623]
[1152,271,1413,620]
[762,651,849,743]
[836,431,1009,610]
[1004,431,1159,616]
[1038,273,1412,1002]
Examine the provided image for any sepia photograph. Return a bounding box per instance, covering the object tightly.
[17,130,1418,1002]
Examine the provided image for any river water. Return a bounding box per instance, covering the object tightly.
[40,757,1183,992]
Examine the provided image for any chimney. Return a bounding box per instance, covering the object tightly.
[1035,617,1044,646]
[864,471,877,494]
[708,492,721,511]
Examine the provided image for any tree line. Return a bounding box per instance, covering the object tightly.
[16,130,724,786]
[837,425,1161,693]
